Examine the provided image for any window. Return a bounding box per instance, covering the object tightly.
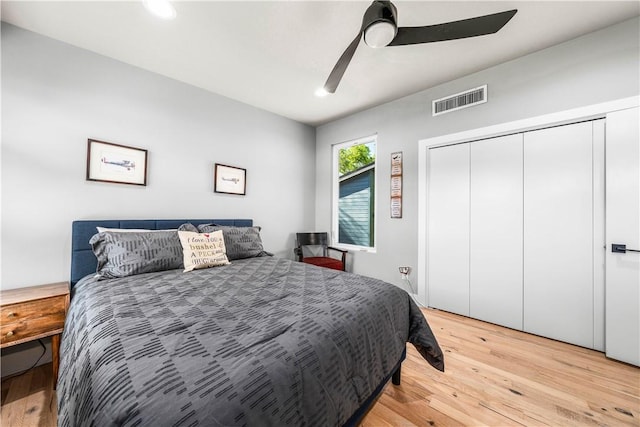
[332,135,376,250]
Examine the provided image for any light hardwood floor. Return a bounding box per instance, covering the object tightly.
[1,308,638,426]
[1,360,56,427]
[362,309,640,426]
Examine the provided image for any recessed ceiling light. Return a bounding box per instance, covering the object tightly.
[315,87,329,97]
[143,0,176,20]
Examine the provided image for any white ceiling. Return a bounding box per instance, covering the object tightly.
[2,1,638,126]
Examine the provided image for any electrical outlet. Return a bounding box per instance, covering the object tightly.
[398,266,415,293]
[399,266,410,279]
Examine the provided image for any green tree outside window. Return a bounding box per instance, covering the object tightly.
[339,144,375,175]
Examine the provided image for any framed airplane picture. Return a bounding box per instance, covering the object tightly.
[214,163,246,195]
[86,139,148,186]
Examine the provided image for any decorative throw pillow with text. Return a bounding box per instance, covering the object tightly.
[178,230,230,272]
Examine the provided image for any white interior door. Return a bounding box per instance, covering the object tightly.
[605,107,640,366]
[470,134,523,330]
[428,143,470,316]
[523,121,596,348]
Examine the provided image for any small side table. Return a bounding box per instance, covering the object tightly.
[1,282,70,388]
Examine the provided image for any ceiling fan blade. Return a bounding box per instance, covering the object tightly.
[388,9,517,46]
[323,33,362,93]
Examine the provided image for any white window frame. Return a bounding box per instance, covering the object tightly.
[331,134,378,253]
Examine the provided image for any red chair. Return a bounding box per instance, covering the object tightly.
[295,232,347,271]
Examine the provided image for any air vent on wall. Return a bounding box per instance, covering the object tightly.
[432,85,487,116]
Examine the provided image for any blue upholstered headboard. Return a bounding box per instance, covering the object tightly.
[71,219,253,286]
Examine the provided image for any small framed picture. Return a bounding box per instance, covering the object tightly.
[86,139,148,186]
[214,163,246,195]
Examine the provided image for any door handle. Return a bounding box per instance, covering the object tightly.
[612,243,640,254]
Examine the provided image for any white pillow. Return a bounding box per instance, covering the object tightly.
[96,227,175,233]
[178,230,230,272]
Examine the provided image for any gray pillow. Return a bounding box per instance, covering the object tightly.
[177,223,199,233]
[196,224,266,260]
[90,230,183,279]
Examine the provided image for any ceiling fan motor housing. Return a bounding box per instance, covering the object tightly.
[363,1,398,48]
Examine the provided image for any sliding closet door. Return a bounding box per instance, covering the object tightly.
[428,143,469,316]
[470,134,523,330]
[524,122,594,348]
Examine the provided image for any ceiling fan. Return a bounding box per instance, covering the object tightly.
[321,1,517,94]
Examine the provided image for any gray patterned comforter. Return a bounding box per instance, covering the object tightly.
[58,257,444,427]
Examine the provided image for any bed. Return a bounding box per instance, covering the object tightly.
[58,219,444,427]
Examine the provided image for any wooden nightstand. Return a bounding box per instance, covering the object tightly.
[1,282,70,387]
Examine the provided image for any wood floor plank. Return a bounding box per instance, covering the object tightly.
[22,365,48,427]
[1,308,639,427]
[1,368,34,427]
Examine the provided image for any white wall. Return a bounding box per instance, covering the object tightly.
[315,17,640,291]
[1,23,316,290]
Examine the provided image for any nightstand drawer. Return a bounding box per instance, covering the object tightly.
[1,296,66,346]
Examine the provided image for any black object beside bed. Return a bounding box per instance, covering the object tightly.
[60,219,444,427]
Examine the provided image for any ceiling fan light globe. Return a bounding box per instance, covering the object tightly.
[364,21,397,48]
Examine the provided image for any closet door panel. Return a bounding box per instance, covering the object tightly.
[470,134,523,330]
[524,122,593,348]
[428,143,470,316]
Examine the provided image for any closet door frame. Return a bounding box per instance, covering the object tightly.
[418,96,638,308]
